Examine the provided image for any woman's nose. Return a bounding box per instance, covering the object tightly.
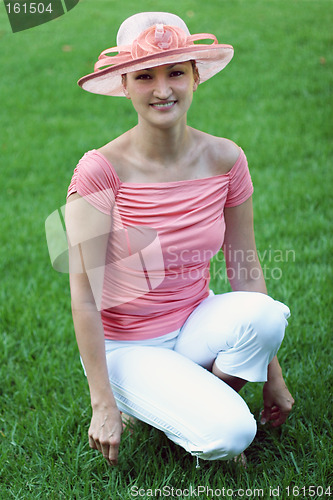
[153,76,172,99]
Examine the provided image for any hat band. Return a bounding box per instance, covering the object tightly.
[94,24,218,72]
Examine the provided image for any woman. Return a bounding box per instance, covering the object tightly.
[65,12,294,467]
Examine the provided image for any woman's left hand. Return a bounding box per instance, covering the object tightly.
[261,376,295,427]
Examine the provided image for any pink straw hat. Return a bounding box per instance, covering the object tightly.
[78,12,234,96]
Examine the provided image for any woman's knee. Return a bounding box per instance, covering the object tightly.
[194,410,257,461]
[246,293,290,352]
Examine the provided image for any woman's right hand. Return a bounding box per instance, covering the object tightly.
[88,406,123,466]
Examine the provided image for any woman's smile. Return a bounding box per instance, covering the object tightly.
[149,100,178,110]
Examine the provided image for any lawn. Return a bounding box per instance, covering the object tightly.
[0,0,332,498]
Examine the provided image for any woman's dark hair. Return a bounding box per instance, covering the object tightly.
[190,60,200,84]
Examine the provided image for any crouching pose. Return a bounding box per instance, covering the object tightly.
[65,12,294,467]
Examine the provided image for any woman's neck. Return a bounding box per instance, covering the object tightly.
[129,119,194,166]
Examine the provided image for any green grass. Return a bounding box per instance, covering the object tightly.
[0,0,332,498]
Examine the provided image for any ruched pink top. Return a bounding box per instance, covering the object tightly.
[67,148,253,340]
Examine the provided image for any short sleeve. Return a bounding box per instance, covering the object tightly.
[67,150,121,214]
[225,149,254,207]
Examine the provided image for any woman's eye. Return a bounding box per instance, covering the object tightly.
[135,74,151,80]
[170,71,184,77]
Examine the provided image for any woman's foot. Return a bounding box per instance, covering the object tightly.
[120,411,137,433]
[233,452,247,468]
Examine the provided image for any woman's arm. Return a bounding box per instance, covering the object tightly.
[223,197,294,425]
[66,193,123,466]
[223,196,266,293]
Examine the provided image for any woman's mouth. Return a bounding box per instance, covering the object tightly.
[150,100,177,110]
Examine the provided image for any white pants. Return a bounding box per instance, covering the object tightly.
[102,292,290,461]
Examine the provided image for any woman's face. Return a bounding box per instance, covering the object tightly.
[122,61,199,129]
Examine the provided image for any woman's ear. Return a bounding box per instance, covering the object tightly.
[121,74,131,99]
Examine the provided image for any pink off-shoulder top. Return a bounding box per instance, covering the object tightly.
[67,148,253,340]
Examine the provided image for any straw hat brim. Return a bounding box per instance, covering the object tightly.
[78,44,234,96]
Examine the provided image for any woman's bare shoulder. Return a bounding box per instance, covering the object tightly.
[97,132,132,177]
[192,129,241,175]
[97,132,130,162]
